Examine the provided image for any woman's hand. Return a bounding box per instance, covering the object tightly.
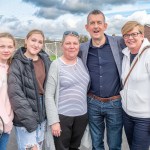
[51,122,61,137]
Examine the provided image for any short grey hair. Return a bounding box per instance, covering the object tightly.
[87,9,105,23]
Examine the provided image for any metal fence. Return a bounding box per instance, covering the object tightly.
[45,42,62,58]
[15,38,62,58]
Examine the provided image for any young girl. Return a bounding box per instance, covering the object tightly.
[8,29,51,150]
[0,33,15,150]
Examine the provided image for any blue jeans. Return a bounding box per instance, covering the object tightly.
[88,96,123,150]
[0,133,9,150]
[123,111,150,150]
[15,121,46,150]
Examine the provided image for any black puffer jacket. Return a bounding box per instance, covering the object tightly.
[8,47,51,133]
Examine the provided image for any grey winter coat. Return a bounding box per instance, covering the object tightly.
[8,47,51,133]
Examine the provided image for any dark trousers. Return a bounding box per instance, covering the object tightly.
[54,113,88,150]
[123,110,150,150]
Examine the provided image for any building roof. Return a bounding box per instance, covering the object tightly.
[144,24,150,41]
[145,24,150,27]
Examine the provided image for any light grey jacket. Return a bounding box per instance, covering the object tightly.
[45,59,59,150]
[79,35,126,78]
[45,59,92,150]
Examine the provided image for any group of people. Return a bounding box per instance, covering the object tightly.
[0,9,150,150]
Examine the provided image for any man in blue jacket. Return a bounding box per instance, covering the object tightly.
[79,10,126,150]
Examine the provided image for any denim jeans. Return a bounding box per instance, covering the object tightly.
[15,120,46,150]
[0,133,9,150]
[88,96,123,150]
[123,110,150,150]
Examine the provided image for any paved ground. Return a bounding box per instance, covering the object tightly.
[7,127,129,150]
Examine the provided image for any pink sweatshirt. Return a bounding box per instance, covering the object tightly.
[0,63,14,133]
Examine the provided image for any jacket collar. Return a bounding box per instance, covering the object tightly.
[122,38,150,58]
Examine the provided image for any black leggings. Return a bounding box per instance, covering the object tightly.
[54,113,88,150]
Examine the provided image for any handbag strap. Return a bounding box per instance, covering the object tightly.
[123,45,150,87]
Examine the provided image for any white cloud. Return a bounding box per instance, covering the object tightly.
[0,0,149,39]
[127,11,150,25]
[106,11,150,36]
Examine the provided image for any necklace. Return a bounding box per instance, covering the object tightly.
[61,56,77,65]
[59,57,78,71]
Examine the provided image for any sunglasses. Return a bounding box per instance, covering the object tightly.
[63,31,79,37]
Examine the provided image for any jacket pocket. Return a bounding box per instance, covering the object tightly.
[120,89,147,114]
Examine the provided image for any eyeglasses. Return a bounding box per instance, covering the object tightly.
[63,31,79,37]
[123,32,141,39]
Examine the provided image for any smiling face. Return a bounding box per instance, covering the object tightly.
[121,21,145,53]
[0,37,15,64]
[25,33,44,58]
[62,35,79,61]
[123,27,144,52]
[85,14,107,41]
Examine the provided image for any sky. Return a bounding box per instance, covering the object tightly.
[0,0,150,40]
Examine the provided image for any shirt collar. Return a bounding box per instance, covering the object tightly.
[0,63,8,69]
[89,34,109,48]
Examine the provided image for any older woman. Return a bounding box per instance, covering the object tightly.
[120,21,150,150]
[45,31,90,150]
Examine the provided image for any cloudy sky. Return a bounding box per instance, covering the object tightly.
[0,0,150,40]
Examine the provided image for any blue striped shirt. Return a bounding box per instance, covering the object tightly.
[58,57,89,116]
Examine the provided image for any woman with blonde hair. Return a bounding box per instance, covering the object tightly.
[120,21,150,150]
[0,32,15,150]
[8,29,51,150]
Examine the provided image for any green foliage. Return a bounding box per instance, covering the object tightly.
[49,55,56,61]
[79,35,89,43]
